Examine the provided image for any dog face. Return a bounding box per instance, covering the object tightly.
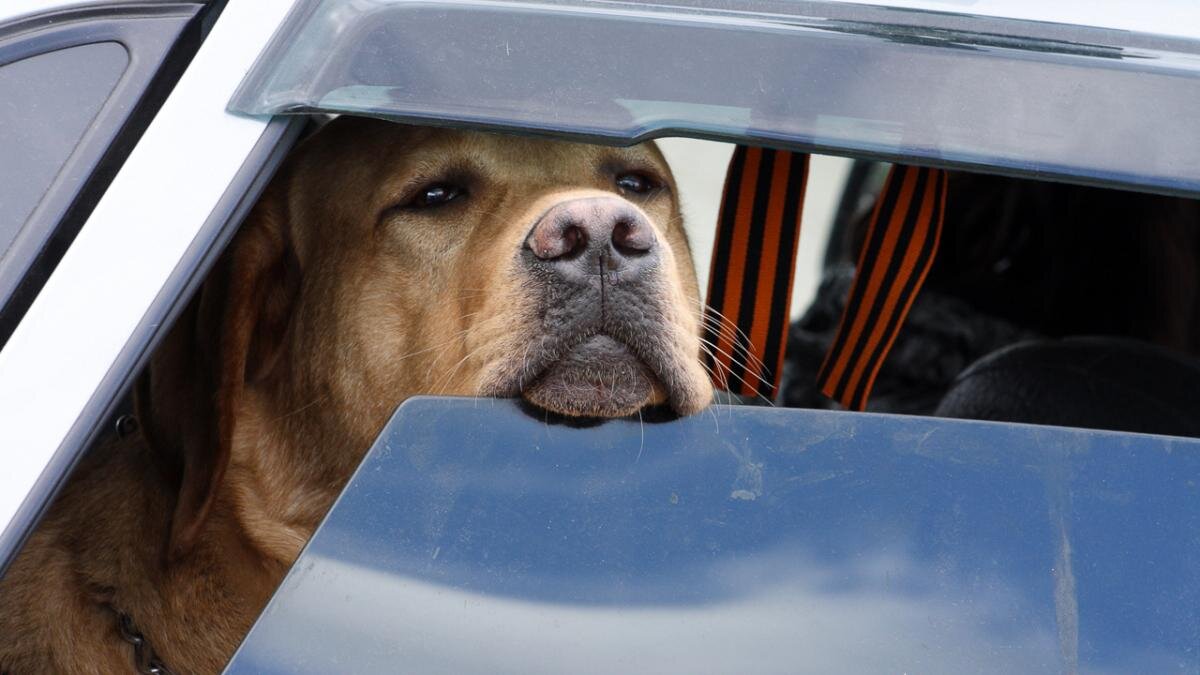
[287,118,712,421]
[142,118,713,559]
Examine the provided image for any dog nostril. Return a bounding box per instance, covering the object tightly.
[562,223,587,259]
[529,220,590,260]
[612,219,653,257]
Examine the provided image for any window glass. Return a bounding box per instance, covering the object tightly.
[226,397,1200,674]
[0,42,128,260]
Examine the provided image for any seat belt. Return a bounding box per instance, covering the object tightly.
[701,145,808,401]
[817,164,947,410]
[704,148,946,410]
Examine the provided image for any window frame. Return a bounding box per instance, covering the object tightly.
[0,0,303,576]
[0,1,209,344]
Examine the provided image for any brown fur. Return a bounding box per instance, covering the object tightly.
[0,119,712,673]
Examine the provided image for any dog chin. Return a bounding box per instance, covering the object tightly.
[520,335,666,418]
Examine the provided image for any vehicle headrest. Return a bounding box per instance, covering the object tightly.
[935,337,1200,438]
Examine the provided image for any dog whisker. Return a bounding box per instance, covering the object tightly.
[635,407,645,464]
[433,339,496,395]
[683,331,726,431]
[696,312,770,372]
[417,313,514,386]
[699,324,770,374]
[271,394,331,423]
[696,336,772,387]
[696,336,776,408]
[698,309,770,372]
[694,339,730,389]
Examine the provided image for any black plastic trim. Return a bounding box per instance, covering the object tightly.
[0,2,212,347]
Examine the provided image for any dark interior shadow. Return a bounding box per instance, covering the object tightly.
[514,399,682,427]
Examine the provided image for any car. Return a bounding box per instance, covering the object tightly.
[2,0,1199,673]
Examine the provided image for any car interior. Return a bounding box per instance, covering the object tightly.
[656,137,1200,439]
[222,125,1200,672]
[784,160,1200,438]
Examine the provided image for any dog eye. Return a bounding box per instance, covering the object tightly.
[615,172,658,195]
[410,183,465,208]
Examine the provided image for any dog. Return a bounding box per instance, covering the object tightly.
[0,117,713,673]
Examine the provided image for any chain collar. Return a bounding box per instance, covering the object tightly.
[113,609,176,675]
[106,416,175,674]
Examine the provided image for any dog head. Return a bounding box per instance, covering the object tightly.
[140,118,713,559]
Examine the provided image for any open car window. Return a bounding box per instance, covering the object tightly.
[210,0,1200,661]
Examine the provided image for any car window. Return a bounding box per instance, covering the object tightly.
[0,42,129,257]
[0,4,205,347]
[226,397,1200,673]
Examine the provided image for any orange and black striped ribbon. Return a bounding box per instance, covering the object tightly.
[702,145,809,400]
[817,164,948,411]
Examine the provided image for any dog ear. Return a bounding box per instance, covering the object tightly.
[137,183,299,562]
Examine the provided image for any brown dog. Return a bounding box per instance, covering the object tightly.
[0,118,713,673]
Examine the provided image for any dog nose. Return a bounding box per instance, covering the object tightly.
[525,197,658,277]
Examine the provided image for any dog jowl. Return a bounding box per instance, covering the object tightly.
[296,119,716,428]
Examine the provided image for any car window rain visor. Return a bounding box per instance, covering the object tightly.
[230,0,1200,197]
